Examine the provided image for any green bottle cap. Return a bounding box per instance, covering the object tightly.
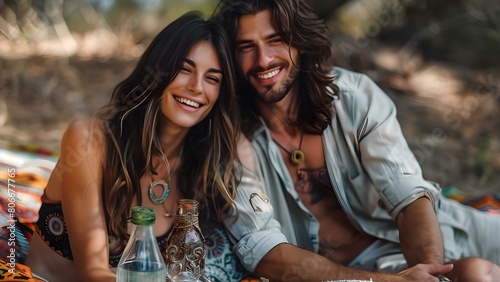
[131,206,156,225]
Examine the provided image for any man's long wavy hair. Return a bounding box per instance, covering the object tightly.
[214,0,339,134]
[95,12,239,246]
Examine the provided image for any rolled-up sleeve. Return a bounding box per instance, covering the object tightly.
[340,72,441,218]
[223,166,288,272]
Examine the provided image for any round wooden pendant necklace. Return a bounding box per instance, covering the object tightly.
[272,131,305,165]
[149,145,184,206]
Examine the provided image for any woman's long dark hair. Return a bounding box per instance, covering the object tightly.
[214,0,339,134]
[96,12,239,244]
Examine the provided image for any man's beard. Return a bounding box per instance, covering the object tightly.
[256,66,299,104]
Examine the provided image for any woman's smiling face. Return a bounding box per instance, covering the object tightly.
[161,40,223,130]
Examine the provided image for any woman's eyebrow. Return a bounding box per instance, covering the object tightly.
[184,58,222,74]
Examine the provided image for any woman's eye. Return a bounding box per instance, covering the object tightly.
[207,76,221,84]
[181,66,191,72]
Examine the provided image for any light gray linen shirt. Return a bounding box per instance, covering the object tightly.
[224,67,482,272]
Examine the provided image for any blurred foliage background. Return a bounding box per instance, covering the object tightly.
[0,0,499,194]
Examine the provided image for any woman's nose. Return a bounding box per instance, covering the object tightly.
[188,75,203,94]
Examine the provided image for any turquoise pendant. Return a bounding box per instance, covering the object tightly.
[149,179,170,204]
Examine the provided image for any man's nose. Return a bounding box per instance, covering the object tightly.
[256,45,273,69]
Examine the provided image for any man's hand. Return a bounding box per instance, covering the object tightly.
[397,263,453,281]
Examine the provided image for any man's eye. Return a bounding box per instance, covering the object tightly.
[269,37,282,44]
[238,45,253,51]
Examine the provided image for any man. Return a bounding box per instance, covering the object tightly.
[213,0,500,281]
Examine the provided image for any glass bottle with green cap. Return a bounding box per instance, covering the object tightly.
[117,206,167,282]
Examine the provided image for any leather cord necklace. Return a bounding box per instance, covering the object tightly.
[149,145,184,209]
[272,131,305,165]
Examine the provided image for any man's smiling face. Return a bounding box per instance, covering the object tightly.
[235,9,300,104]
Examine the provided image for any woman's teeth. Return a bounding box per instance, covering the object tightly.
[175,97,200,108]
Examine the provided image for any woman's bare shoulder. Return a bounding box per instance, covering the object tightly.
[61,118,107,149]
[64,117,106,138]
[58,117,108,166]
[45,118,108,202]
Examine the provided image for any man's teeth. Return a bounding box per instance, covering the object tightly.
[175,97,200,108]
[258,70,279,80]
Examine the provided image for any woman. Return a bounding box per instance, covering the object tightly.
[25,12,245,281]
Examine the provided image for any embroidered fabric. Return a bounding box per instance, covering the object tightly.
[202,221,250,282]
[35,202,171,267]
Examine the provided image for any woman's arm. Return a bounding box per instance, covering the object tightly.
[58,118,115,281]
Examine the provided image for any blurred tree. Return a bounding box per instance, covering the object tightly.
[1,0,218,45]
[375,0,500,69]
[304,0,348,20]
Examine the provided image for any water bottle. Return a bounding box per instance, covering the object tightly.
[117,206,167,282]
[166,199,206,282]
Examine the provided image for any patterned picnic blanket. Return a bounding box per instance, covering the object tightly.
[0,147,56,265]
[442,186,500,215]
